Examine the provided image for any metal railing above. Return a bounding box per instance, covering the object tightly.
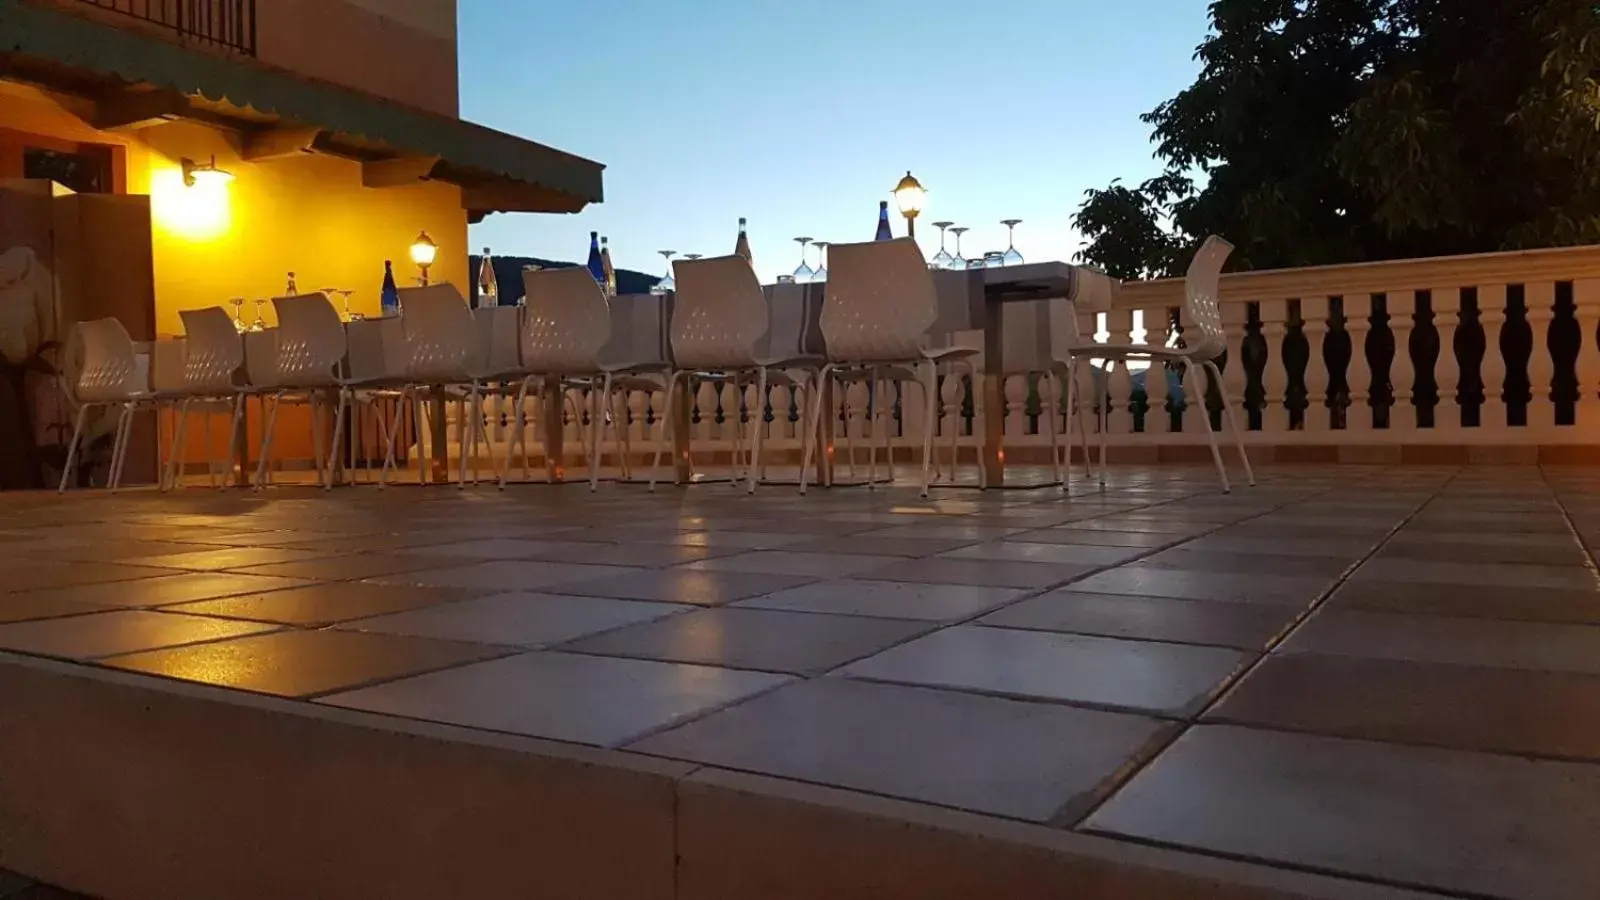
[75,0,255,55]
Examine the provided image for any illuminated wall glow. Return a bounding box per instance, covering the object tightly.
[150,162,231,241]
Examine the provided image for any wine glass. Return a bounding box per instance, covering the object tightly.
[793,237,814,282]
[948,227,970,269]
[654,250,677,295]
[321,287,345,320]
[811,241,829,282]
[930,221,954,268]
[683,253,703,261]
[250,298,267,332]
[337,289,359,321]
[1001,219,1024,265]
[983,251,1006,268]
[229,297,247,333]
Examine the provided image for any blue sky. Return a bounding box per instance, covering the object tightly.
[461,0,1211,282]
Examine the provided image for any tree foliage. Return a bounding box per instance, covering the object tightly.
[1074,0,1600,278]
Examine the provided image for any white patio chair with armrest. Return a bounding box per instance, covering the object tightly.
[379,284,507,488]
[799,239,981,498]
[58,317,166,492]
[1050,235,1253,492]
[597,290,679,483]
[650,255,822,494]
[164,307,248,491]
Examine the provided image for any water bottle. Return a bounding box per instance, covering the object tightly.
[585,231,605,286]
[285,271,298,296]
[734,217,753,266]
[600,236,617,297]
[380,260,401,317]
[477,247,498,308]
[874,201,893,241]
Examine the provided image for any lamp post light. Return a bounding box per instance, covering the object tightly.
[410,230,438,286]
[893,170,926,240]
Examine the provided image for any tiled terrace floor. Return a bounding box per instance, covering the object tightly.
[4,466,1600,898]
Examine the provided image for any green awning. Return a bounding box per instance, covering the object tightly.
[0,0,603,213]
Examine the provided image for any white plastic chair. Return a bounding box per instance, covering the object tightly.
[380,284,507,488]
[165,307,247,491]
[651,255,821,493]
[799,239,980,498]
[1050,235,1254,492]
[57,317,163,492]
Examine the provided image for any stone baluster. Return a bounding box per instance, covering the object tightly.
[694,381,718,442]
[1479,284,1509,428]
[770,383,794,441]
[1389,290,1418,433]
[1525,281,1557,429]
[1258,299,1290,433]
[1301,296,1331,432]
[846,380,871,443]
[1168,310,1188,431]
[939,372,965,446]
[1221,304,1249,431]
[743,382,761,444]
[1104,308,1134,434]
[1004,375,1028,439]
[1576,280,1600,426]
[1344,295,1374,432]
[627,390,648,443]
[1145,352,1171,434]
[1433,289,1462,429]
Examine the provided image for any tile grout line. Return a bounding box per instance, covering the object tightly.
[1056,467,1463,831]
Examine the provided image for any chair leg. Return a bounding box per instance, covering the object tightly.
[591,373,611,492]
[58,403,91,493]
[309,394,327,488]
[380,387,408,489]
[648,372,682,492]
[1097,361,1111,489]
[1043,371,1063,490]
[501,379,532,490]
[1206,359,1255,487]
[1185,358,1231,493]
[967,362,987,491]
[165,397,192,492]
[254,392,284,490]
[108,402,135,492]
[918,361,938,498]
[866,369,881,491]
[458,385,478,489]
[747,367,770,495]
[799,364,835,495]
[325,387,350,490]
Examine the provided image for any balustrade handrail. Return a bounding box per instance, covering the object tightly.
[1117,242,1600,308]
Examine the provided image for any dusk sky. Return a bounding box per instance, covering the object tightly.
[461,0,1211,282]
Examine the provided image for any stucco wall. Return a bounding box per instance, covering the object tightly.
[255,0,459,115]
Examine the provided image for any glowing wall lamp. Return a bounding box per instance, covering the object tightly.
[180,155,234,188]
[410,230,438,286]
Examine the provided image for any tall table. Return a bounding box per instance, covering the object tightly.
[972,262,1080,488]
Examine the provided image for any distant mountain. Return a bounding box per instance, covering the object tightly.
[466,254,661,305]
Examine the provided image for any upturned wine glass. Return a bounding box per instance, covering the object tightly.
[654,250,677,294]
[930,221,954,268]
[1001,219,1024,265]
[948,227,970,269]
[250,298,268,332]
[229,297,247,333]
[793,237,814,282]
[811,241,830,281]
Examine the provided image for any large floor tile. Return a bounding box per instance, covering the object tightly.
[0,593,112,624]
[1131,548,1356,578]
[864,557,1092,589]
[1170,534,1381,558]
[336,591,689,646]
[559,569,813,606]
[1068,567,1333,606]
[101,628,508,697]
[6,560,182,593]
[136,546,349,572]
[7,572,316,610]
[1374,538,1589,567]
[1210,652,1600,759]
[631,678,1171,822]
[785,535,977,557]
[681,551,902,578]
[733,579,1025,622]
[227,552,479,582]
[1004,528,1180,549]
[980,591,1294,649]
[319,651,791,746]
[1326,579,1600,623]
[0,610,276,660]
[939,541,1147,567]
[164,582,484,626]
[1284,608,1600,674]
[841,625,1247,716]
[856,524,1029,541]
[561,608,930,675]
[368,560,640,592]
[1084,724,1600,899]
[1352,557,1599,590]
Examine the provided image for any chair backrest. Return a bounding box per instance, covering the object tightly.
[1049,266,1117,354]
[520,266,611,374]
[1183,235,1233,359]
[670,255,769,370]
[178,306,245,393]
[397,284,476,382]
[71,317,144,403]
[271,293,346,387]
[599,292,673,371]
[820,239,939,362]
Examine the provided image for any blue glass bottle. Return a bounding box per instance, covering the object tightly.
[380,260,401,317]
[874,201,893,241]
[585,231,605,286]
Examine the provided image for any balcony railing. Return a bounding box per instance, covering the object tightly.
[76,0,255,55]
